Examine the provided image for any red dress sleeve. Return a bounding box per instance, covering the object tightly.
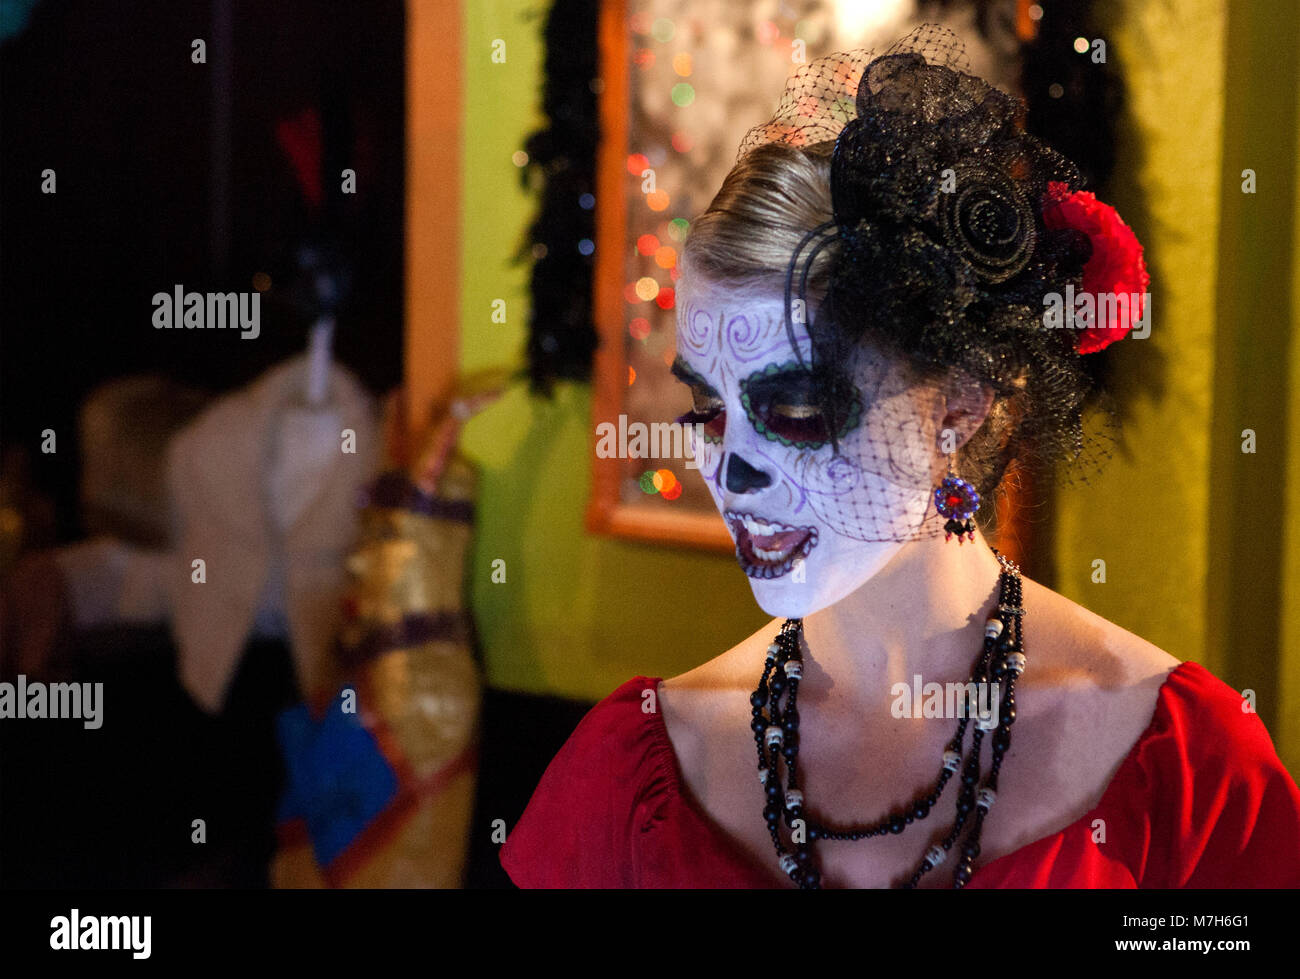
[500,677,669,888]
[1137,662,1300,887]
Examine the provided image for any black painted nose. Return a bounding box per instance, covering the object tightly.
[724,453,772,494]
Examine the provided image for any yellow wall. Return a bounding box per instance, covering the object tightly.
[1210,0,1300,776]
[1052,0,1223,671]
[1285,5,1300,792]
[1055,0,1299,776]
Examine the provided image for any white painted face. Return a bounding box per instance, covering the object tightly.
[673,275,945,618]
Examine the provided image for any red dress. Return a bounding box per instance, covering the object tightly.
[500,661,1300,888]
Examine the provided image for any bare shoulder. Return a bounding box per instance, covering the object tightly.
[1011,574,1182,788]
[660,618,782,692]
[1017,574,1181,688]
[657,619,782,769]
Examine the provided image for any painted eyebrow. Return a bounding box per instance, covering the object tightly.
[670,356,719,393]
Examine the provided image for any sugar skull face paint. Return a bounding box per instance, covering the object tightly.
[673,276,950,618]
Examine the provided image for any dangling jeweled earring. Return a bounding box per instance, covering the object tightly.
[934,454,979,544]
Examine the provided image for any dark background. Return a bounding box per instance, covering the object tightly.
[1,0,406,541]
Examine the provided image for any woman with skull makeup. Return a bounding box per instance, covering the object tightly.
[500,26,1300,888]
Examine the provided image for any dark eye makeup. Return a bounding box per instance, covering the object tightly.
[740,361,861,449]
[670,356,725,442]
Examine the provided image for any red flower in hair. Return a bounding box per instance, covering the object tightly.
[1041,181,1150,354]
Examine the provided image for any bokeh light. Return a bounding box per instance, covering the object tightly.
[651,17,675,43]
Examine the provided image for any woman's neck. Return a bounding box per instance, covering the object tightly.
[797,526,1008,707]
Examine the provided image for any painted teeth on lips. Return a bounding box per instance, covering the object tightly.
[740,514,794,537]
[724,509,819,580]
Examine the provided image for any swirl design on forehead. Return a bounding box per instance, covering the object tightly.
[678,295,815,369]
[723,309,774,360]
[678,302,716,358]
[726,308,812,366]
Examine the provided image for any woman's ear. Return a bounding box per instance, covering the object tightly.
[938,373,995,450]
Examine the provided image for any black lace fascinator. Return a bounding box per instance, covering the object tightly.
[718,24,1145,543]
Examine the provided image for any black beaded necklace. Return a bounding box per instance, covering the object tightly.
[750,545,1025,889]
